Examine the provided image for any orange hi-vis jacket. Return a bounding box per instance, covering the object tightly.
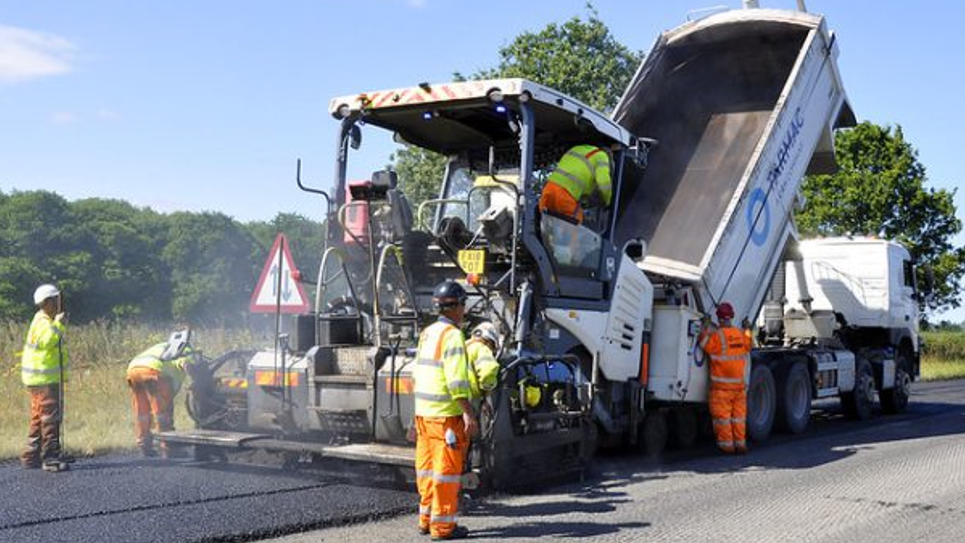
[700,326,752,390]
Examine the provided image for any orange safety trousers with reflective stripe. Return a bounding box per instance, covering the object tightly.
[539,182,584,224]
[415,415,468,538]
[126,366,176,450]
[701,326,752,453]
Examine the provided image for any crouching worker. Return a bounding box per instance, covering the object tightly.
[126,330,195,458]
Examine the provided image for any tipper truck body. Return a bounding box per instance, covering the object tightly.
[162,7,921,488]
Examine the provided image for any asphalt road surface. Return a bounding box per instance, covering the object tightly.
[2,380,964,543]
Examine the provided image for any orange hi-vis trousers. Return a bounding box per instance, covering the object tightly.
[539,182,584,224]
[126,367,176,451]
[709,386,747,453]
[415,415,468,538]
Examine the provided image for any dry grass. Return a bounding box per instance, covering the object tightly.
[920,355,965,382]
[0,322,264,460]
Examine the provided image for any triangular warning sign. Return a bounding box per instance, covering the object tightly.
[250,234,310,314]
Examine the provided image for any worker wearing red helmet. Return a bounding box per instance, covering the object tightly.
[699,302,753,454]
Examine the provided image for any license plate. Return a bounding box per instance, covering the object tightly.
[458,249,486,274]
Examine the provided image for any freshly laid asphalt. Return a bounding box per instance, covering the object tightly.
[2,379,964,543]
[0,456,413,543]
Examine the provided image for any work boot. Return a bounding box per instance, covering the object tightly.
[21,459,40,470]
[431,526,469,541]
[735,446,749,455]
[42,460,70,473]
[160,447,187,460]
[418,525,430,535]
[141,446,158,458]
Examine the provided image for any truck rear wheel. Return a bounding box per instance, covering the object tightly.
[881,354,912,414]
[842,358,875,420]
[776,362,811,434]
[639,411,668,457]
[747,364,776,442]
[670,408,698,449]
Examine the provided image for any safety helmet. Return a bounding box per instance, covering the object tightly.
[471,322,500,351]
[33,284,61,306]
[432,280,467,310]
[716,302,735,320]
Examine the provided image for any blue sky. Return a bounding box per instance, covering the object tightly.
[1,0,963,316]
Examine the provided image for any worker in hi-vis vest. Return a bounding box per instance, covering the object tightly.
[539,144,612,224]
[126,335,195,458]
[699,302,754,455]
[20,284,70,473]
[412,280,477,541]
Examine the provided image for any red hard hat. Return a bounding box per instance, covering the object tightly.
[716,302,735,320]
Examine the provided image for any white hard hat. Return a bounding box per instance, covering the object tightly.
[471,322,500,351]
[33,284,61,306]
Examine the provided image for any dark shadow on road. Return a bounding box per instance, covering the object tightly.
[469,520,651,539]
[584,381,965,484]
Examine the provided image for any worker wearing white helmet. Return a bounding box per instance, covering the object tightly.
[20,284,70,472]
[466,322,501,400]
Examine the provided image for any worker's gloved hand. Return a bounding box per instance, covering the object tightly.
[741,317,752,330]
[700,315,712,329]
[463,412,479,437]
[406,421,417,443]
[54,312,66,324]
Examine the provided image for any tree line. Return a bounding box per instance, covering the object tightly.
[0,190,324,325]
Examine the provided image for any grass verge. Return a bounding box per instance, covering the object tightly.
[920,356,965,382]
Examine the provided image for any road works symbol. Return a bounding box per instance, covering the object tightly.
[250,234,309,313]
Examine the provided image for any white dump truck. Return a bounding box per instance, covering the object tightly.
[163,7,922,487]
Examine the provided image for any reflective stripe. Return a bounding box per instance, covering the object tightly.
[710,376,744,384]
[718,330,727,355]
[716,354,747,362]
[442,347,464,359]
[431,514,458,524]
[25,341,40,350]
[553,166,590,194]
[712,418,731,426]
[735,440,747,446]
[416,470,433,479]
[416,358,443,368]
[731,417,746,424]
[419,505,431,515]
[566,149,595,171]
[433,473,462,484]
[699,335,711,349]
[447,380,471,391]
[717,440,734,447]
[21,367,61,375]
[415,392,452,402]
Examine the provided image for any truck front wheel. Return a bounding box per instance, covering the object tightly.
[881,354,912,414]
[747,364,776,442]
[842,358,875,420]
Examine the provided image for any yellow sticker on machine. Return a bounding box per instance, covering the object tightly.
[458,249,486,274]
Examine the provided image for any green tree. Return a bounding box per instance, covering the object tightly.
[161,212,259,325]
[798,122,965,314]
[392,6,642,208]
[468,7,642,112]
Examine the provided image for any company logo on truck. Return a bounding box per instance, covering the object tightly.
[766,107,805,194]
[747,108,806,247]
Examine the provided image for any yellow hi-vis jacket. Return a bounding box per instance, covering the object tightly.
[546,144,612,205]
[466,338,499,399]
[21,310,67,387]
[127,342,194,393]
[413,318,471,417]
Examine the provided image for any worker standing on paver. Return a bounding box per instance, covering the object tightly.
[20,284,70,472]
[126,331,195,458]
[699,302,753,455]
[539,144,612,224]
[413,280,478,540]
